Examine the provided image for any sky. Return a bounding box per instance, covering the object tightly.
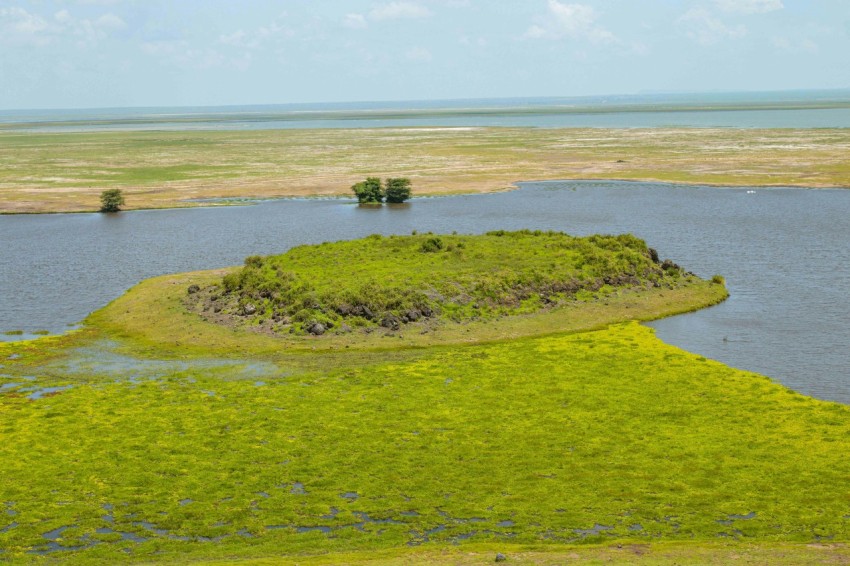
[0,0,848,110]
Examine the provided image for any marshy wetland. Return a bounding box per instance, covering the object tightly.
[3,116,850,564]
[0,226,849,565]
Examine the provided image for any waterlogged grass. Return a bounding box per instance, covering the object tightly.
[0,234,845,564]
[1,127,849,213]
[2,323,850,564]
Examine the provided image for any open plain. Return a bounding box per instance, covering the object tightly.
[1,127,849,213]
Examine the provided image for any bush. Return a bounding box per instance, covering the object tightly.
[420,237,444,253]
[99,189,125,213]
[352,177,384,203]
[385,178,412,203]
[244,255,264,268]
[711,274,725,285]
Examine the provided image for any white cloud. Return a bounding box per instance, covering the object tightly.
[772,36,818,53]
[459,35,488,48]
[54,10,73,25]
[67,11,127,46]
[219,30,253,48]
[343,3,430,29]
[0,7,126,47]
[142,39,187,57]
[218,18,292,50]
[343,13,368,29]
[678,7,746,45]
[0,7,54,46]
[405,46,432,61]
[95,13,126,31]
[144,39,251,70]
[524,1,616,43]
[369,2,431,21]
[715,0,783,14]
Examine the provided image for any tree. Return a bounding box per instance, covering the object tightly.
[99,189,125,213]
[385,178,412,203]
[351,177,384,204]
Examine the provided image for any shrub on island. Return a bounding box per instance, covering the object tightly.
[187,230,701,337]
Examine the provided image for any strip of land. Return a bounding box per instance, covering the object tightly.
[1,127,849,213]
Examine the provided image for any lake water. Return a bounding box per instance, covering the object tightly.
[4,91,850,130]
[5,108,850,131]
[2,181,849,404]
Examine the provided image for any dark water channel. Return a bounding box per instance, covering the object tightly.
[2,181,849,403]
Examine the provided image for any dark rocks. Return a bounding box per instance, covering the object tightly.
[352,305,374,319]
[648,247,660,263]
[187,284,200,295]
[421,305,433,318]
[306,322,326,336]
[403,310,421,322]
[495,553,507,562]
[380,315,401,330]
[661,259,681,272]
[335,304,352,316]
[603,274,642,287]
[242,303,257,316]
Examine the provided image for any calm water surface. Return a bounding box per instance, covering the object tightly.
[2,181,849,403]
[5,92,850,130]
[4,108,850,131]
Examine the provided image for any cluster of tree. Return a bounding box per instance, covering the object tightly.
[351,177,412,204]
[99,189,125,212]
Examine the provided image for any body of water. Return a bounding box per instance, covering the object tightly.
[3,91,850,131]
[2,182,849,403]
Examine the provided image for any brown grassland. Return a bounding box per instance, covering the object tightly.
[1,127,848,213]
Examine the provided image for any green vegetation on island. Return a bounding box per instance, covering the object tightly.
[187,231,703,337]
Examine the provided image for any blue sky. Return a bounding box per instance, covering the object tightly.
[0,0,848,109]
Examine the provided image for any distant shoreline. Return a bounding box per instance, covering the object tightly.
[1,126,848,214]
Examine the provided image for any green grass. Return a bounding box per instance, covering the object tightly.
[204,231,692,335]
[2,322,850,564]
[1,234,847,564]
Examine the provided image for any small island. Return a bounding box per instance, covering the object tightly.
[184,230,724,339]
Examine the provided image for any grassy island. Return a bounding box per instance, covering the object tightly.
[3,233,850,564]
[187,231,702,338]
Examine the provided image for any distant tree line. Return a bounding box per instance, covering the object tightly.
[352,177,412,204]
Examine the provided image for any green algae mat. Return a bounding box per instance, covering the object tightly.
[1,233,849,564]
